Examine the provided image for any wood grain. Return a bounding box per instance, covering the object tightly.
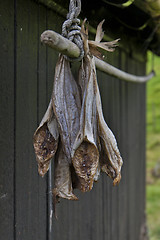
[0,1,147,239]
[0,0,14,239]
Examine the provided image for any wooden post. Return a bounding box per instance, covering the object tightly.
[41,30,80,58]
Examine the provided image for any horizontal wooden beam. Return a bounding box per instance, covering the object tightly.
[41,30,155,83]
[95,58,155,83]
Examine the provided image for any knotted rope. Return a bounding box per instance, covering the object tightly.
[62,0,84,62]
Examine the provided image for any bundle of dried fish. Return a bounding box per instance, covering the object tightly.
[53,143,78,204]
[34,54,81,202]
[72,55,99,192]
[33,18,123,211]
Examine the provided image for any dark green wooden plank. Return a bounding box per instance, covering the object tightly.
[134,59,141,240]
[87,178,103,240]
[126,55,141,240]
[15,0,42,239]
[37,4,48,240]
[46,7,63,240]
[98,70,110,240]
[141,63,146,239]
[0,0,148,239]
[114,50,122,240]
[98,55,114,240]
[0,1,15,239]
[136,60,146,240]
[135,60,146,239]
[118,50,129,240]
[109,50,120,240]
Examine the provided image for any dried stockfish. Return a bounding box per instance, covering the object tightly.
[71,70,99,191]
[90,20,123,185]
[83,19,123,185]
[53,144,78,209]
[76,19,123,186]
[33,99,59,177]
[52,55,81,162]
[72,26,99,192]
[95,66,123,185]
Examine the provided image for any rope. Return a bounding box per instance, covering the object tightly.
[62,0,84,62]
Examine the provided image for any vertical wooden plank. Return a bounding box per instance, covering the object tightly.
[126,54,140,240]
[89,178,103,240]
[118,50,129,240]
[98,55,114,240]
[37,4,48,240]
[141,63,146,238]
[135,60,146,239]
[109,50,120,240]
[0,1,14,239]
[126,59,135,240]
[46,7,62,240]
[114,50,121,240]
[134,59,141,240]
[124,56,130,240]
[98,68,111,239]
[15,0,44,239]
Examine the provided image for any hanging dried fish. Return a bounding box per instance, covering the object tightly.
[96,79,123,185]
[53,144,78,209]
[74,19,123,186]
[72,25,99,193]
[33,99,59,177]
[52,55,81,162]
[92,20,123,185]
[33,0,124,218]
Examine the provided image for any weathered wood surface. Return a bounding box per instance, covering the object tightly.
[0,1,146,240]
[0,0,14,239]
[15,1,43,239]
[41,30,154,83]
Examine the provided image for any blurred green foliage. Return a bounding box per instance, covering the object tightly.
[147,51,160,240]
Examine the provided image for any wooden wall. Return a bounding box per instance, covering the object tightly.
[0,0,146,239]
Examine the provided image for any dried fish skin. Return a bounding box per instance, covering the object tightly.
[98,115,122,186]
[52,55,81,162]
[70,164,81,190]
[53,146,78,201]
[33,99,59,177]
[34,123,57,176]
[73,140,99,192]
[72,56,99,192]
[95,75,123,185]
[99,137,118,180]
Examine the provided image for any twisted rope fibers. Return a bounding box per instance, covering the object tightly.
[62,0,84,62]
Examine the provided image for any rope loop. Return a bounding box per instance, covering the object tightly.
[62,0,84,62]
